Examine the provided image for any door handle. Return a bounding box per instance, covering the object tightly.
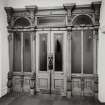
[48,55,53,70]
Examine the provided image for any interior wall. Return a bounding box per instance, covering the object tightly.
[98,0,105,103]
[0,0,9,97]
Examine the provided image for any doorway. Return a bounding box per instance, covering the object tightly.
[36,31,67,96]
[71,28,95,96]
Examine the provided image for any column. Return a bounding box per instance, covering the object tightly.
[93,28,98,98]
[67,27,72,98]
[7,32,13,93]
[30,31,36,95]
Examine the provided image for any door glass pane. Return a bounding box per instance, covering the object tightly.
[23,32,31,72]
[39,34,47,71]
[54,34,63,71]
[83,30,93,74]
[13,32,21,72]
[71,31,81,73]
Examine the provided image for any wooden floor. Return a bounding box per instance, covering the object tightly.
[0,93,104,105]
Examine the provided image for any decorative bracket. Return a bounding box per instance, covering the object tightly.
[5,7,14,26]
[63,3,75,16]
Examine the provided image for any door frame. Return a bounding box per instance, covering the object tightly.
[70,26,97,96]
[36,30,67,95]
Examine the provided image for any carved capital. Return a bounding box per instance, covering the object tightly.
[8,34,12,41]
[93,28,98,40]
[8,71,13,79]
[26,5,38,24]
[67,26,72,31]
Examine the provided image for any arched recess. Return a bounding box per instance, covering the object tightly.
[72,15,93,26]
[14,17,31,27]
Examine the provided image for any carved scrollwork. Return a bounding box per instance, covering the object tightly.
[7,71,13,89]
[94,76,98,93]
[30,72,36,89]
[93,28,98,40]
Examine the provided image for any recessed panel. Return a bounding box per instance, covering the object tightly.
[23,78,30,92]
[72,78,81,96]
[38,78,48,89]
[37,16,65,26]
[54,79,64,89]
[13,77,22,92]
[84,78,94,96]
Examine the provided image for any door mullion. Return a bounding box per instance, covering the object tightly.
[21,32,23,73]
[93,30,97,74]
[81,30,83,75]
[81,30,84,96]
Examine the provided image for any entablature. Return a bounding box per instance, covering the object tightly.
[5,1,101,30]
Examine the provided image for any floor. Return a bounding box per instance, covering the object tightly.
[0,93,105,105]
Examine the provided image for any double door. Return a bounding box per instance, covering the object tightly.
[36,31,67,95]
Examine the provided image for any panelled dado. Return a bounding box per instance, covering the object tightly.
[5,1,101,98]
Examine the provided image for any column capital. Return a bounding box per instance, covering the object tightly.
[8,34,13,41]
[67,26,72,31]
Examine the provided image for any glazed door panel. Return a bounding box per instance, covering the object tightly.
[71,29,94,96]
[51,31,67,95]
[36,31,50,93]
[36,31,66,95]
[71,30,82,96]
